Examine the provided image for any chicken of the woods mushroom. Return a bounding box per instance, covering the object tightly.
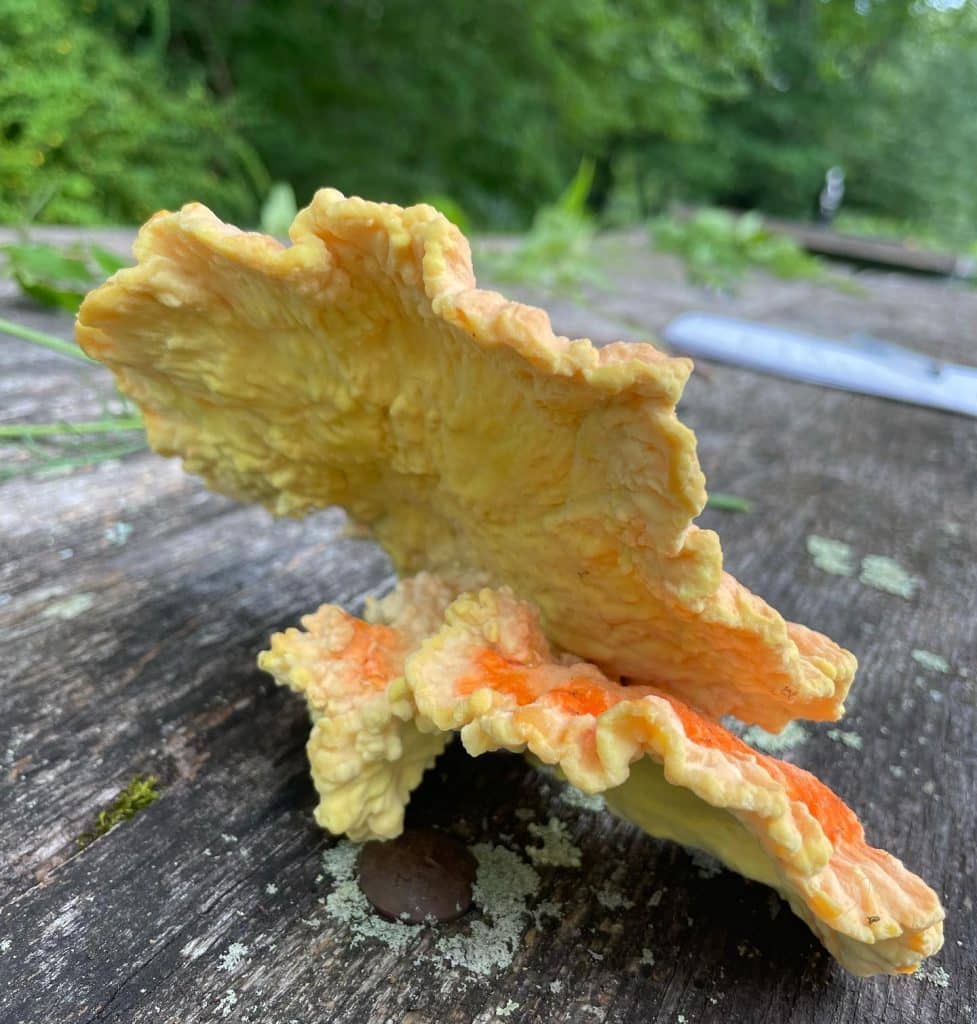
[76,188,943,978]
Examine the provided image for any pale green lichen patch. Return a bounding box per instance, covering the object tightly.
[912,649,949,674]
[77,773,160,846]
[596,881,635,911]
[318,839,542,977]
[320,842,421,956]
[806,535,855,577]
[689,849,723,879]
[859,555,918,599]
[826,728,864,751]
[526,817,582,868]
[216,989,238,1018]
[495,1000,520,1017]
[42,592,95,620]
[807,538,923,597]
[532,760,606,814]
[916,962,951,988]
[533,898,563,927]
[742,720,808,755]
[104,521,133,545]
[557,785,606,814]
[217,942,249,973]
[434,843,541,976]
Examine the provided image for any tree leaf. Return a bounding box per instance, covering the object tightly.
[1,241,131,312]
[88,245,130,276]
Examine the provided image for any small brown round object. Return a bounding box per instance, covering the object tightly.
[357,827,477,923]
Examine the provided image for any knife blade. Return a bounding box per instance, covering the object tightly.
[662,313,977,418]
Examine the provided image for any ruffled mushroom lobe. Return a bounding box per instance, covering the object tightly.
[403,587,944,978]
[257,573,463,840]
[77,189,854,731]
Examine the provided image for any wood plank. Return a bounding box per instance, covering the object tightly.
[763,217,977,280]
[0,229,973,1024]
[662,206,977,278]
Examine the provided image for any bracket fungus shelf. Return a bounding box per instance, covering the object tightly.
[76,189,943,979]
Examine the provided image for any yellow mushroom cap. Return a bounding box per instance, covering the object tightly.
[77,189,854,730]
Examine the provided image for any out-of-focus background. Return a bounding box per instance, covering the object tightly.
[2,0,976,252]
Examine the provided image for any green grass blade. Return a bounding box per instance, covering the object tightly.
[0,440,147,483]
[0,417,143,439]
[0,316,93,362]
[706,492,753,513]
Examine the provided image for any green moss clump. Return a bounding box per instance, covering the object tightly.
[77,773,161,847]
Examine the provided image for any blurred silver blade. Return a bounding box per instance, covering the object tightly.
[663,313,977,418]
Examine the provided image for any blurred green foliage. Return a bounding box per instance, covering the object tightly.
[1,240,128,311]
[259,182,298,238]
[0,0,261,224]
[652,208,826,289]
[648,0,977,248]
[2,0,976,246]
[152,0,766,228]
[476,160,601,294]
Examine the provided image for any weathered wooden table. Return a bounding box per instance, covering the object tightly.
[1,229,974,1024]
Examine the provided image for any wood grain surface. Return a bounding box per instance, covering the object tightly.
[1,229,974,1024]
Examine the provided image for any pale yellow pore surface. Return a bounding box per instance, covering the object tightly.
[404,588,944,978]
[77,188,854,730]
